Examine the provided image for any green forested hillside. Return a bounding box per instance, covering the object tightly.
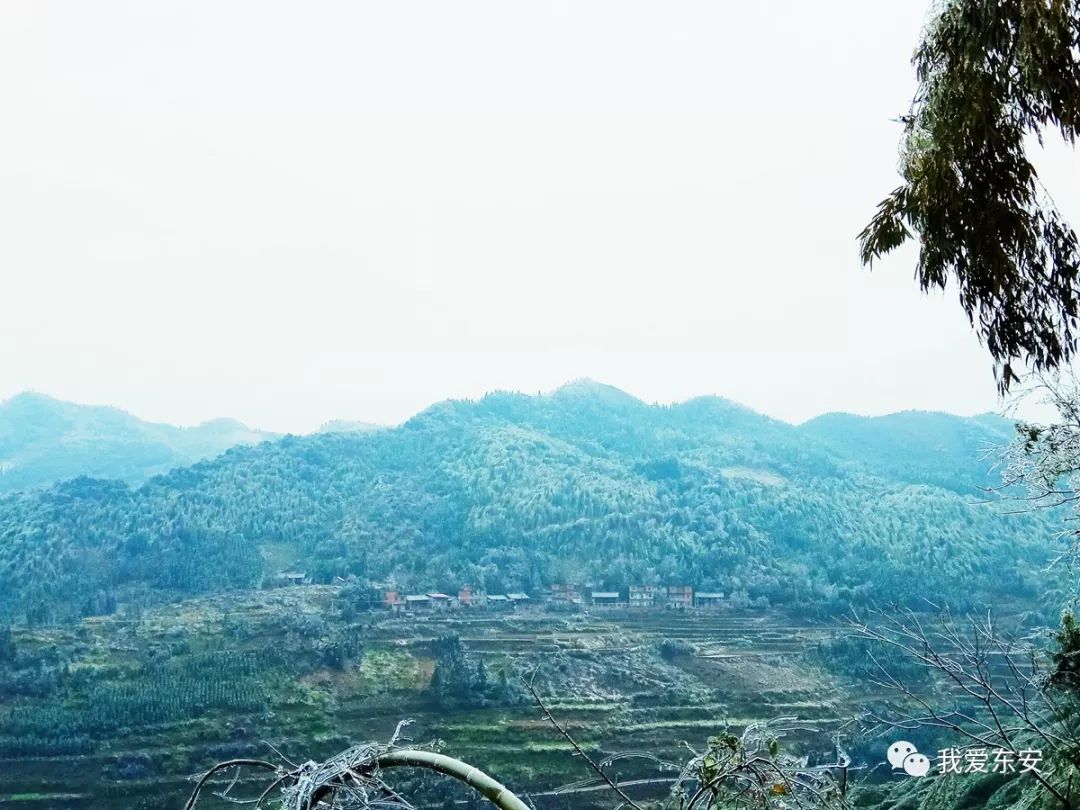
[800,409,1016,494]
[0,392,276,493]
[0,382,1059,622]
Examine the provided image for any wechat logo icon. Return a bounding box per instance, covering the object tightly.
[888,741,931,777]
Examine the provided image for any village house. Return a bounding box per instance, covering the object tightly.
[695,592,725,608]
[486,594,511,608]
[383,590,405,612]
[590,591,621,607]
[664,585,694,609]
[405,594,431,611]
[277,571,307,586]
[629,585,661,607]
[457,586,474,607]
[507,592,530,606]
[426,593,452,610]
[549,583,580,604]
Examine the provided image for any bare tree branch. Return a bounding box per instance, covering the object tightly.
[851,606,1078,808]
[523,669,647,810]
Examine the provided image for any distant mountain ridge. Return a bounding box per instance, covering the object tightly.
[0,386,1021,496]
[0,384,1019,498]
[0,392,277,493]
[799,408,1018,493]
[0,379,1055,623]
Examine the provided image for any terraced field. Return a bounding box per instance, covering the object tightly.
[0,588,868,809]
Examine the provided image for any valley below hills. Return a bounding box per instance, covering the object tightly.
[0,381,1064,809]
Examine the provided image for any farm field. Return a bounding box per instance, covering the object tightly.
[0,586,870,809]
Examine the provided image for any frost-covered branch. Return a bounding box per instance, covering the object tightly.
[184,729,530,810]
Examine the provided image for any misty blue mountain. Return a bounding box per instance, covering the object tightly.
[0,392,276,493]
[0,381,1057,623]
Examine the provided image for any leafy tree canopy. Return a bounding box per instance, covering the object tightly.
[860,0,1080,392]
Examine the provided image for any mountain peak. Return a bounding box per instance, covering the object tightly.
[549,379,641,403]
[1,392,145,426]
[2,391,70,411]
[4,390,54,404]
[676,394,760,414]
[0,394,275,493]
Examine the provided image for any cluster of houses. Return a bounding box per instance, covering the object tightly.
[380,584,726,612]
[382,586,531,612]
[274,571,728,613]
[555,584,725,609]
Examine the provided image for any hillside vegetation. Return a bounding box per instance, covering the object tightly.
[0,381,1059,623]
[0,588,861,810]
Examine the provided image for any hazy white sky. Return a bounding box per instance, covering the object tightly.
[2,1,1077,433]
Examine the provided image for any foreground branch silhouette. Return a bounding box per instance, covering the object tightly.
[182,721,530,810]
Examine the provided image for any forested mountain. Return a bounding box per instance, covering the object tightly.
[0,381,1059,622]
[0,392,276,493]
[800,409,1016,493]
